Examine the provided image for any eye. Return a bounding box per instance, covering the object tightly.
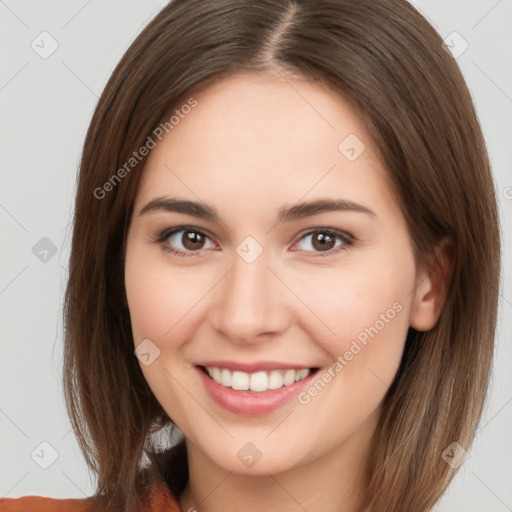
[155,226,354,258]
[293,228,354,256]
[156,226,216,257]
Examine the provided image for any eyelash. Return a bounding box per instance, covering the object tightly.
[154,225,355,258]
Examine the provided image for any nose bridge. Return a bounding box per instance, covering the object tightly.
[211,245,288,341]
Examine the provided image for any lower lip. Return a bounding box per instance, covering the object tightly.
[195,366,318,415]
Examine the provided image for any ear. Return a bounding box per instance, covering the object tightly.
[409,236,455,331]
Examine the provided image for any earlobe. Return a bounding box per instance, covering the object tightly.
[409,237,455,332]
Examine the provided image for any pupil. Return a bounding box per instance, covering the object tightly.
[313,233,334,251]
[184,231,203,250]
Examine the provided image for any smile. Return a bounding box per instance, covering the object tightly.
[203,366,313,392]
[196,364,320,415]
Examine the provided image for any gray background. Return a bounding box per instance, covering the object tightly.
[0,1,510,510]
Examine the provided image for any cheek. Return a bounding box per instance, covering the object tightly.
[293,251,415,376]
[291,261,414,445]
[125,248,211,344]
[125,250,200,421]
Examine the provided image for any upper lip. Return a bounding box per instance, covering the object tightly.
[196,360,317,372]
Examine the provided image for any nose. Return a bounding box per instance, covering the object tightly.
[209,249,291,344]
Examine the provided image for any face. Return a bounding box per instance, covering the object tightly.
[124,71,436,477]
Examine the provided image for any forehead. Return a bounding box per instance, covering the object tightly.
[167,71,372,159]
[134,72,397,223]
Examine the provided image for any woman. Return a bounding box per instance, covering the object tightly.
[1,0,500,511]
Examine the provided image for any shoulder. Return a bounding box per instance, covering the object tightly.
[0,481,182,512]
[0,494,97,512]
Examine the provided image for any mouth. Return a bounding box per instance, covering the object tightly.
[195,364,321,415]
[197,365,320,393]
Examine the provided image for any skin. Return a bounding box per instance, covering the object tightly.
[124,71,448,512]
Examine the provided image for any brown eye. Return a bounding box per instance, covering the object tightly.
[294,229,353,255]
[164,228,216,255]
[181,230,206,250]
[311,232,336,251]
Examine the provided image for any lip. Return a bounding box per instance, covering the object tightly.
[195,365,319,415]
[196,360,314,373]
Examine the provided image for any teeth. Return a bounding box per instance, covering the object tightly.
[232,371,250,390]
[204,366,311,392]
[283,369,296,386]
[247,371,266,392]
[221,368,232,387]
[268,370,283,390]
[211,367,221,384]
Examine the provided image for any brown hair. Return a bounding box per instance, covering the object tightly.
[63,1,501,510]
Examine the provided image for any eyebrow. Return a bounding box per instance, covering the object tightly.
[139,196,376,222]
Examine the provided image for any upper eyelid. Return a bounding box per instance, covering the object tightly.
[157,225,353,249]
[157,225,217,244]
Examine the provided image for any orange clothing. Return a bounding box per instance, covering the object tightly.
[0,481,182,512]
